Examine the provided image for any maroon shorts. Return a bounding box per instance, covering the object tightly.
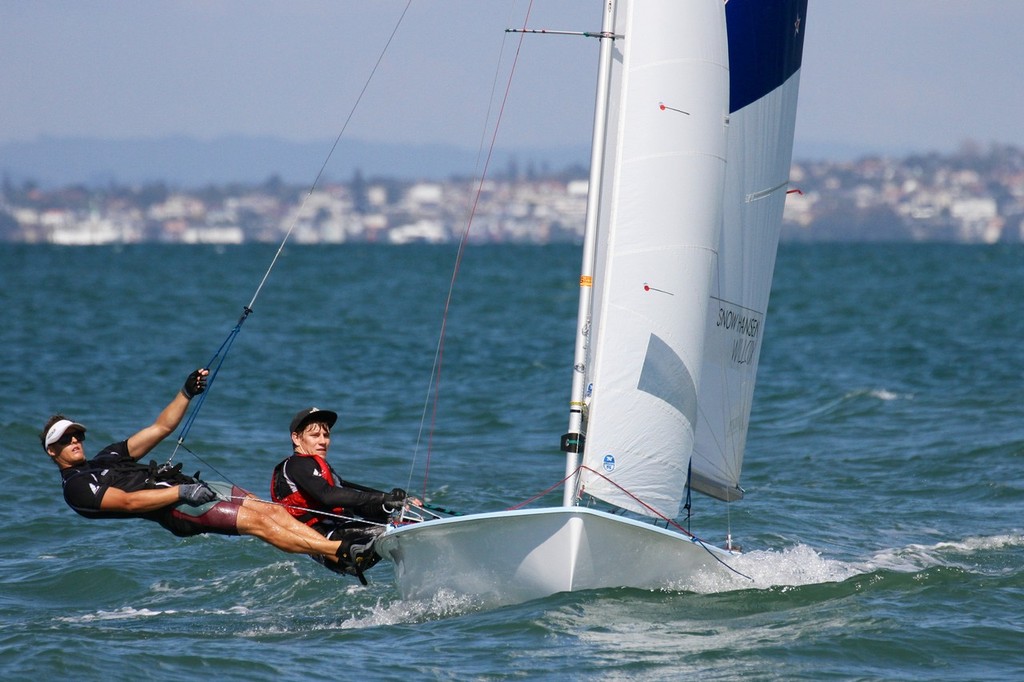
[160,482,248,537]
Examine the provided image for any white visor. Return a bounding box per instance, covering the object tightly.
[44,419,86,449]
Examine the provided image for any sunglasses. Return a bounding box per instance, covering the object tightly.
[55,431,85,448]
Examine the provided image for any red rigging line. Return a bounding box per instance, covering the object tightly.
[418,2,537,499]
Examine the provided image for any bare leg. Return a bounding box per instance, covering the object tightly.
[235,497,341,558]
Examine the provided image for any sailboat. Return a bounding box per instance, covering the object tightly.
[375,0,808,605]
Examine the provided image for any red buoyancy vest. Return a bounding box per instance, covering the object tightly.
[270,453,344,526]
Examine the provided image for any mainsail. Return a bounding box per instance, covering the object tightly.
[578,0,730,519]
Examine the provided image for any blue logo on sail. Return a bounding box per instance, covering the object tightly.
[602,454,616,472]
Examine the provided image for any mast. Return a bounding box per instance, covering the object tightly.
[561,0,620,507]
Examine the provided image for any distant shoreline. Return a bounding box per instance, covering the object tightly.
[4,138,1023,244]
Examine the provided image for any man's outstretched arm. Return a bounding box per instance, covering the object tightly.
[126,369,208,460]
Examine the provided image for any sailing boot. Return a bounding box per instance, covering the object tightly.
[334,533,382,585]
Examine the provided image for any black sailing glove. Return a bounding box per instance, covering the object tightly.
[383,488,407,510]
[181,368,208,399]
[179,482,218,505]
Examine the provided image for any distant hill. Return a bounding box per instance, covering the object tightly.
[0,135,592,189]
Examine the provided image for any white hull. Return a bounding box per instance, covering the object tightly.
[376,507,737,606]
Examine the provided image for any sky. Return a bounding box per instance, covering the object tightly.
[3,1,1024,161]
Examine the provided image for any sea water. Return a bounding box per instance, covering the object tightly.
[1,242,1021,680]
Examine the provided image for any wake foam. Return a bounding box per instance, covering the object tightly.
[845,387,912,402]
[862,532,1024,574]
[683,543,861,593]
[867,388,908,401]
[336,589,484,628]
[58,607,168,623]
[685,532,1023,594]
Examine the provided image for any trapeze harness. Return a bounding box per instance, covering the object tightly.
[270,453,344,527]
[61,446,200,520]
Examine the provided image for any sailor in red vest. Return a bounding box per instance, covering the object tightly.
[270,407,418,581]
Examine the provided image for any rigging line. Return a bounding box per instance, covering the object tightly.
[220,495,392,528]
[574,465,753,581]
[506,467,578,510]
[406,2,519,493]
[167,310,250,464]
[405,0,520,491]
[575,465,696,538]
[168,439,233,485]
[166,3,414,470]
[248,0,415,312]
[508,464,752,580]
[414,0,537,500]
[405,18,515,495]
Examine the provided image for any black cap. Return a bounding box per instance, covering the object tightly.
[290,407,338,434]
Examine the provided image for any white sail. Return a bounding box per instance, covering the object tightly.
[578,0,730,519]
[691,0,807,502]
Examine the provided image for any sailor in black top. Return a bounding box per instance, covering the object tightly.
[59,437,246,536]
[43,369,351,571]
